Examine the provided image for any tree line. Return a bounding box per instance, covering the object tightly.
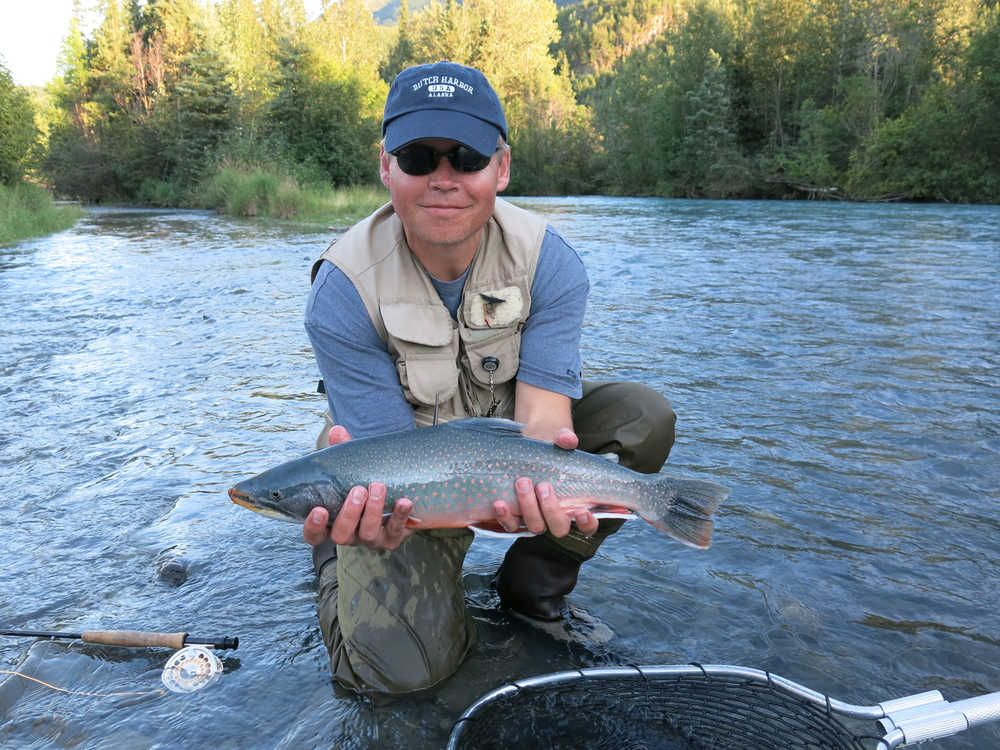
[2,0,998,204]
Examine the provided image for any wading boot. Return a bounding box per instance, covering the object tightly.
[494,533,614,644]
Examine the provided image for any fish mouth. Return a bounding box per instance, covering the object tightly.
[229,486,296,522]
[228,487,255,511]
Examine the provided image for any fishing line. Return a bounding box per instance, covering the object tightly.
[0,669,166,698]
[2,646,223,696]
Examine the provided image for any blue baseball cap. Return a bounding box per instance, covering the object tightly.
[382,61,508,157]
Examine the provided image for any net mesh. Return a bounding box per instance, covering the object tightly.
[448,666,886,750]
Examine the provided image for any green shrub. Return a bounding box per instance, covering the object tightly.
[0,181,82,246]
[138,179,181,206]
[194,164,386,224]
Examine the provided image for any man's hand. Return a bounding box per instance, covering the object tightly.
[492,426,599,538]
[302,425,413,551]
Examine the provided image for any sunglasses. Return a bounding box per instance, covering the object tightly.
[391,144,497,176]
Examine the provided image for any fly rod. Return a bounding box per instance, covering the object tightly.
[1,629,238,650]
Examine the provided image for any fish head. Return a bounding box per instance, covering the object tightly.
[228,454,342,524]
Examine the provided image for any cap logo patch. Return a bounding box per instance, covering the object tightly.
[411,75,475,100]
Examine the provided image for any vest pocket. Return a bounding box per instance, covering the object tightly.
[382,301,461,410]
[460,327,522,386]
[396,354,460,407]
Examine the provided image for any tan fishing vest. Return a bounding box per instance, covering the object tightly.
[311,198,547,427]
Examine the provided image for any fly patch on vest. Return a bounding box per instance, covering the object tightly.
[466,286,524,329]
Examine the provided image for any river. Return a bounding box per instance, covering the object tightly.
[1,197,998,749]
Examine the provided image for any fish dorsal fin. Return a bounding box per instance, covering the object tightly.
[441,418,525,438]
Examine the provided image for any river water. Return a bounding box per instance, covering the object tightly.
[0,197,997,749]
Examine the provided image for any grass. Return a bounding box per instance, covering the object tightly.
[1,166,387,247]
[0,181,83,246]
[195,165,387,227]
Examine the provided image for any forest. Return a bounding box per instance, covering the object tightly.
[2,0,999,207]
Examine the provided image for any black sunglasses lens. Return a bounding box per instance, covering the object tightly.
[394,146,437,175]
[450,147,492,172]
[393,145,492,175]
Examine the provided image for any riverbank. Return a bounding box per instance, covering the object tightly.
[193,166,387,227]
[0,182,83,246]
[1,169,388,248]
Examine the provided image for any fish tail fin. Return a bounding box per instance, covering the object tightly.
[638,477,730,549]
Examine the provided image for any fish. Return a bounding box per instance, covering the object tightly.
[228,418,730,548]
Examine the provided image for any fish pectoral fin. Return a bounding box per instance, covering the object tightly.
[589,504,633,516]
[404,516,424,528]
[591,510,638,521]
[470,521,535,538]
[584,504,637,520]
[470,520,513,533]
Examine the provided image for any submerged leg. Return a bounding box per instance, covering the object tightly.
[316,530,475,696]
[313,412,477,695]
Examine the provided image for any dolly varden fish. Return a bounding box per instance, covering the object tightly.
[229,418,730,548]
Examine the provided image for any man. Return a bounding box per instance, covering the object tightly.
[303,61,676,696]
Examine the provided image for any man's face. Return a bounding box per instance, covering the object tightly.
[380,138,511,270]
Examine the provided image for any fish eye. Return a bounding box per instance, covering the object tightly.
[269,490,283,501]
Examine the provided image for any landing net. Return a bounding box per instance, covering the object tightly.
[447,665,912,750]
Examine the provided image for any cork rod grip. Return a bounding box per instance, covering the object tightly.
[81,630,187,649]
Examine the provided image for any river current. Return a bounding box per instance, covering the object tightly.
[1,197,998,748]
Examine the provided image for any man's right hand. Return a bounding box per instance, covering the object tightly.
[302,425,414,551]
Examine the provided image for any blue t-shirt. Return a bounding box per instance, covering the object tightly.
[304,225,588,438]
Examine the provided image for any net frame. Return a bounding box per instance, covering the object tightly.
[447,664,1000,750]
